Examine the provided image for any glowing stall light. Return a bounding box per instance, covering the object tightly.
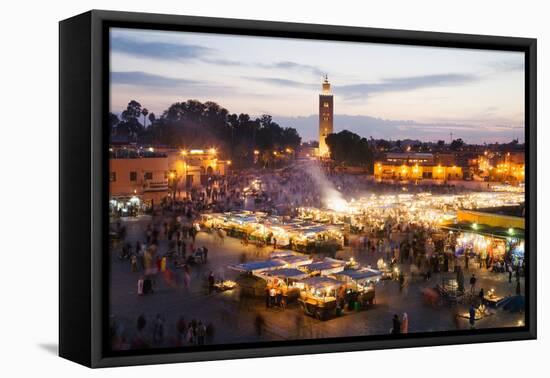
[326,196,350,213]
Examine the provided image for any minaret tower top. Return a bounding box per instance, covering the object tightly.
[318,75,334,158]
[322,75,331,94]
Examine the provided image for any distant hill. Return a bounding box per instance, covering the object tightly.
[272,114,523,144]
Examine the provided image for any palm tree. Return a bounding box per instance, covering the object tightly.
[141,108,149,128]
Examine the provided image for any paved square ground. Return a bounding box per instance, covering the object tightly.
[109,215,525,350]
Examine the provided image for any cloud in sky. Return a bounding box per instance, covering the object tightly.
[110,71,237,108]
[114,70,478,101]
[262,61,324,76]
[243,76,317,89]
[112,35,325,78]
[336,73,477,98]
[111,36,211,60]
[487,58,525,73]
[111,71,199,87]
[244,73,477,98]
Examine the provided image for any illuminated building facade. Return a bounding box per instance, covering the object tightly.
[318,76,333,157]
[476,151,525,182]
[109,147,229,200]
[374,152,463,181]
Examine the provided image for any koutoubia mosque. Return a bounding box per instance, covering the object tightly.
[318,75,334,157]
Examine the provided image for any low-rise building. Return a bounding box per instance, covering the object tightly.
[109,146,229,201]
[475,151,525,182]
[374,152,463,181]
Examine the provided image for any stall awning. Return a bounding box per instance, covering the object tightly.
[303,258,346,274]
[278,255,313,267]
[229,260,286,273]
[336,268,382,283]
[441,222,525,240]
[264,268,309,280]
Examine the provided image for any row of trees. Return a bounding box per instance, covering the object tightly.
[325,130,374,171]
[110,100,301,167]
[374,138,463,152]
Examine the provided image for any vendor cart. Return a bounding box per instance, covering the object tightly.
[334,268,382,309]
[297,276,343,320]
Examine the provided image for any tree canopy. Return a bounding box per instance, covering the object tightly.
[325,130,374,170]
[110,99,302,167]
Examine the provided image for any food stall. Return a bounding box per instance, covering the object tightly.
[297,276,343,320]
[229,252,311,297]
[213,280,237,292]
[334,268,382,308]
[509,239,524,268]
[260,268,310,300]
[483,288,505,307]
[229,259,284,298]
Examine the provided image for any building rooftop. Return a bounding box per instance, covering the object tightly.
[473,205,525,218]
[442,222,525,240]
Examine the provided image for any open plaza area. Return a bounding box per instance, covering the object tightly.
[108,167,526,351]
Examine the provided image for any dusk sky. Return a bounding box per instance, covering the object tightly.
[110,27,525,143]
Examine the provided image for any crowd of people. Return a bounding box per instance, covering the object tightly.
[110,313,214,350]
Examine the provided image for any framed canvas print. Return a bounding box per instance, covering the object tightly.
[59,10,536,368]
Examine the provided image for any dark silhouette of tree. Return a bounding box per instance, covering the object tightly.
[117,100,144,137]
[117,99,301,167]
[325,130,374,170]
[121,100,142,121]
[108,112,119,135]
[376,139,391,151]
[450,138,465,151]
[141,108,149,128]
[148,112,156,125]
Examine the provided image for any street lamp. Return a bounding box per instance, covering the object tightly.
[168,171,177,207]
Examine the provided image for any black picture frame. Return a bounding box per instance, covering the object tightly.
[59,9,537,368]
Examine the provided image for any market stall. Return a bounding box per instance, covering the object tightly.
[259,268,310,301]
[297,276,343,320]
[334,268,382,308]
